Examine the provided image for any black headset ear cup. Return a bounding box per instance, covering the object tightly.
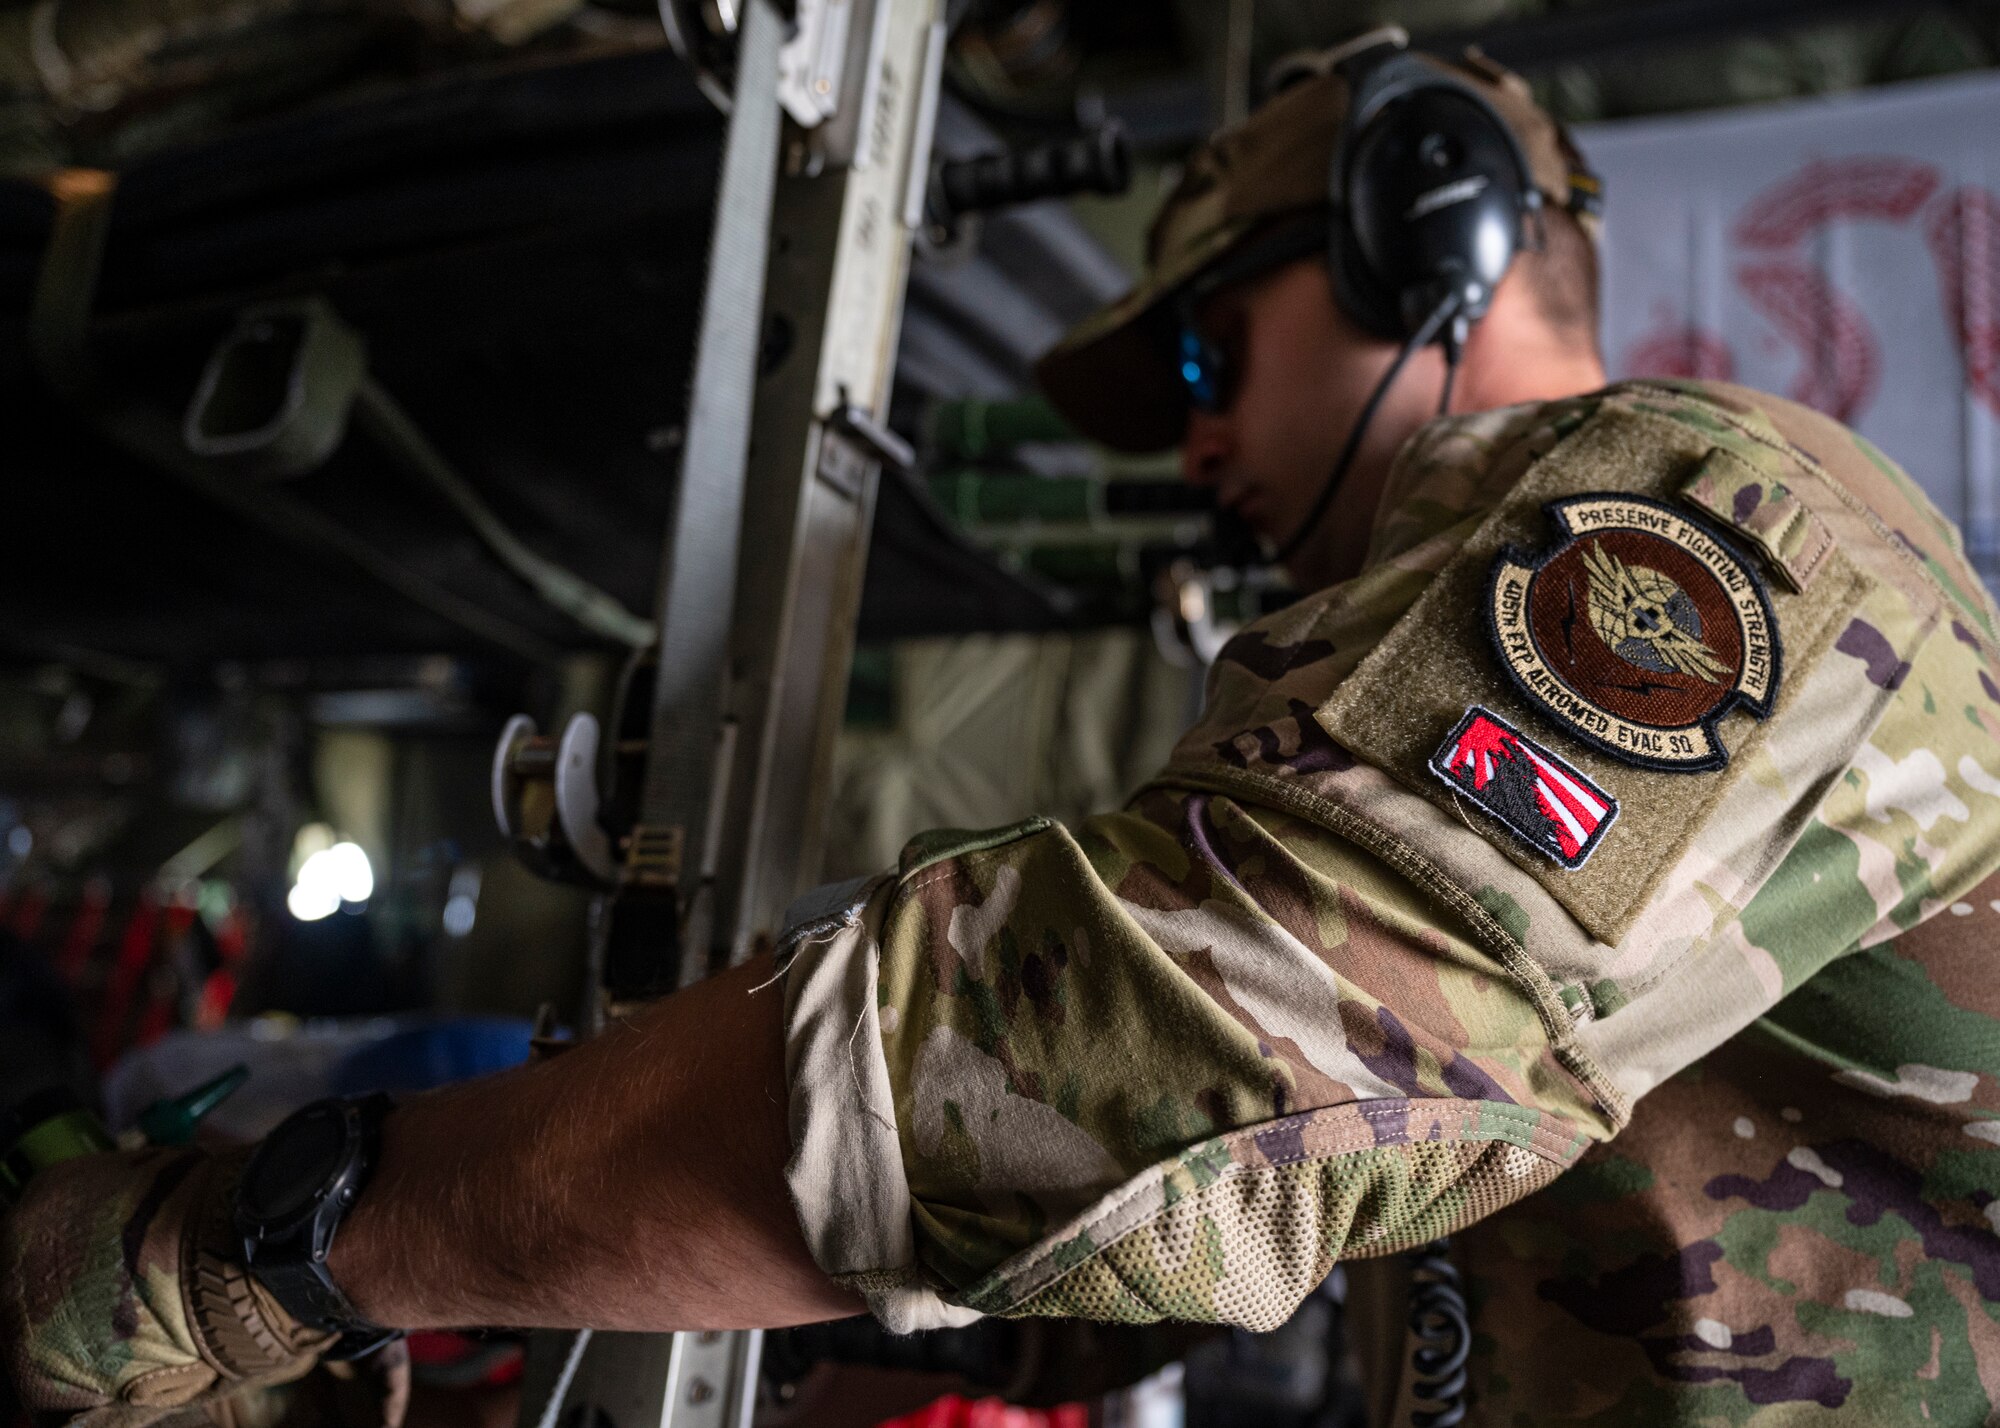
[1328,183,1408,342]
[1329,59,1534,342]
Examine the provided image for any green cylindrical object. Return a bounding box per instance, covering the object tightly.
[930,471,1098,524]
[1,1087,114,1205]
[1021,545,1128,585]
[928,399,1077,462]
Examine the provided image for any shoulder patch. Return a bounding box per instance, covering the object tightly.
[1487,494,1781,772]
[1429,706,1617,870]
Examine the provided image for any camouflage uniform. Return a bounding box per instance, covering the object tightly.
[780,377,2000,1424]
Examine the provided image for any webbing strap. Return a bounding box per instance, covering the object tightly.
[633,0,788,909]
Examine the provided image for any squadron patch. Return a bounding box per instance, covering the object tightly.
[1487,494,1781,772]
[1430,706,1617,870]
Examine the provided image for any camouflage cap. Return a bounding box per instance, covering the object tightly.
[1033,30,1600,453]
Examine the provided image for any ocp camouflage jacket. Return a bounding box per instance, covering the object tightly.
[779,379,2000,1425]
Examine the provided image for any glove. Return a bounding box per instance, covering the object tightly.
[201,1341,411,1428]
[0,1146,377,1428]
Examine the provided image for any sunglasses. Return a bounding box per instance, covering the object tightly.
[1169,211,1331,415]
[1175,317,1229,413]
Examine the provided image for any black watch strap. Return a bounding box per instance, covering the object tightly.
[236,1093,400,1354]
[249,1253,379,1336]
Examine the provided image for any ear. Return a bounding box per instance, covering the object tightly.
[1462,258,1540,353]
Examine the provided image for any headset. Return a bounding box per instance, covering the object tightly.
[1189,30,1570,566]
[1326,34,1540,350]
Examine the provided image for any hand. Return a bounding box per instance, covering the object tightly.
[0,1146,375,1428]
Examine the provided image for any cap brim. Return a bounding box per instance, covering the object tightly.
[1032,218,1257,454]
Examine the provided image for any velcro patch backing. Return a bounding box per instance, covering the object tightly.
[1321,400,1890,947]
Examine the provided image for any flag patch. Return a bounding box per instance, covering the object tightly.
[1429,706,1618,870]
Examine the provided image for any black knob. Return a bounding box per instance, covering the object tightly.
[931,122,1131,226]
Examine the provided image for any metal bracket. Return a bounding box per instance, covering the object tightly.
[518,1330,762,1428]
[817,402,913,497]
[663,1329,763,1428]
[830,401,914,473]
[619,823,684,892]
[664,0,854,129]
[777,0,854,127]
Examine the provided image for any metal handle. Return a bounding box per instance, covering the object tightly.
[929,123,1132,231]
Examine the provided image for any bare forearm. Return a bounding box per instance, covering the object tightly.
[328,954,862,1331]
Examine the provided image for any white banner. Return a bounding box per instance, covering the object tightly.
[1580,72,2000,593]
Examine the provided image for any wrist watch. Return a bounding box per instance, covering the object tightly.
[235,1093,402,1359]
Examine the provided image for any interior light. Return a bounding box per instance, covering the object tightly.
[288,839,373,921]
[287,880,340,922]
[321,842,374,903]
[441,862,481,938]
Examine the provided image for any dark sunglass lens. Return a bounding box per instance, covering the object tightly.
[1178,325,1223,410]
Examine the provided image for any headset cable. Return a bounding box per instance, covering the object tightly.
[1271,287,1464,567]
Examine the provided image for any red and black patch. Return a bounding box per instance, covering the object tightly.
[1430,706,1618,870]
[1487,494,1781,772]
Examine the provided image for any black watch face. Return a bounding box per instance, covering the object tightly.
[242,1107,347,1224]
